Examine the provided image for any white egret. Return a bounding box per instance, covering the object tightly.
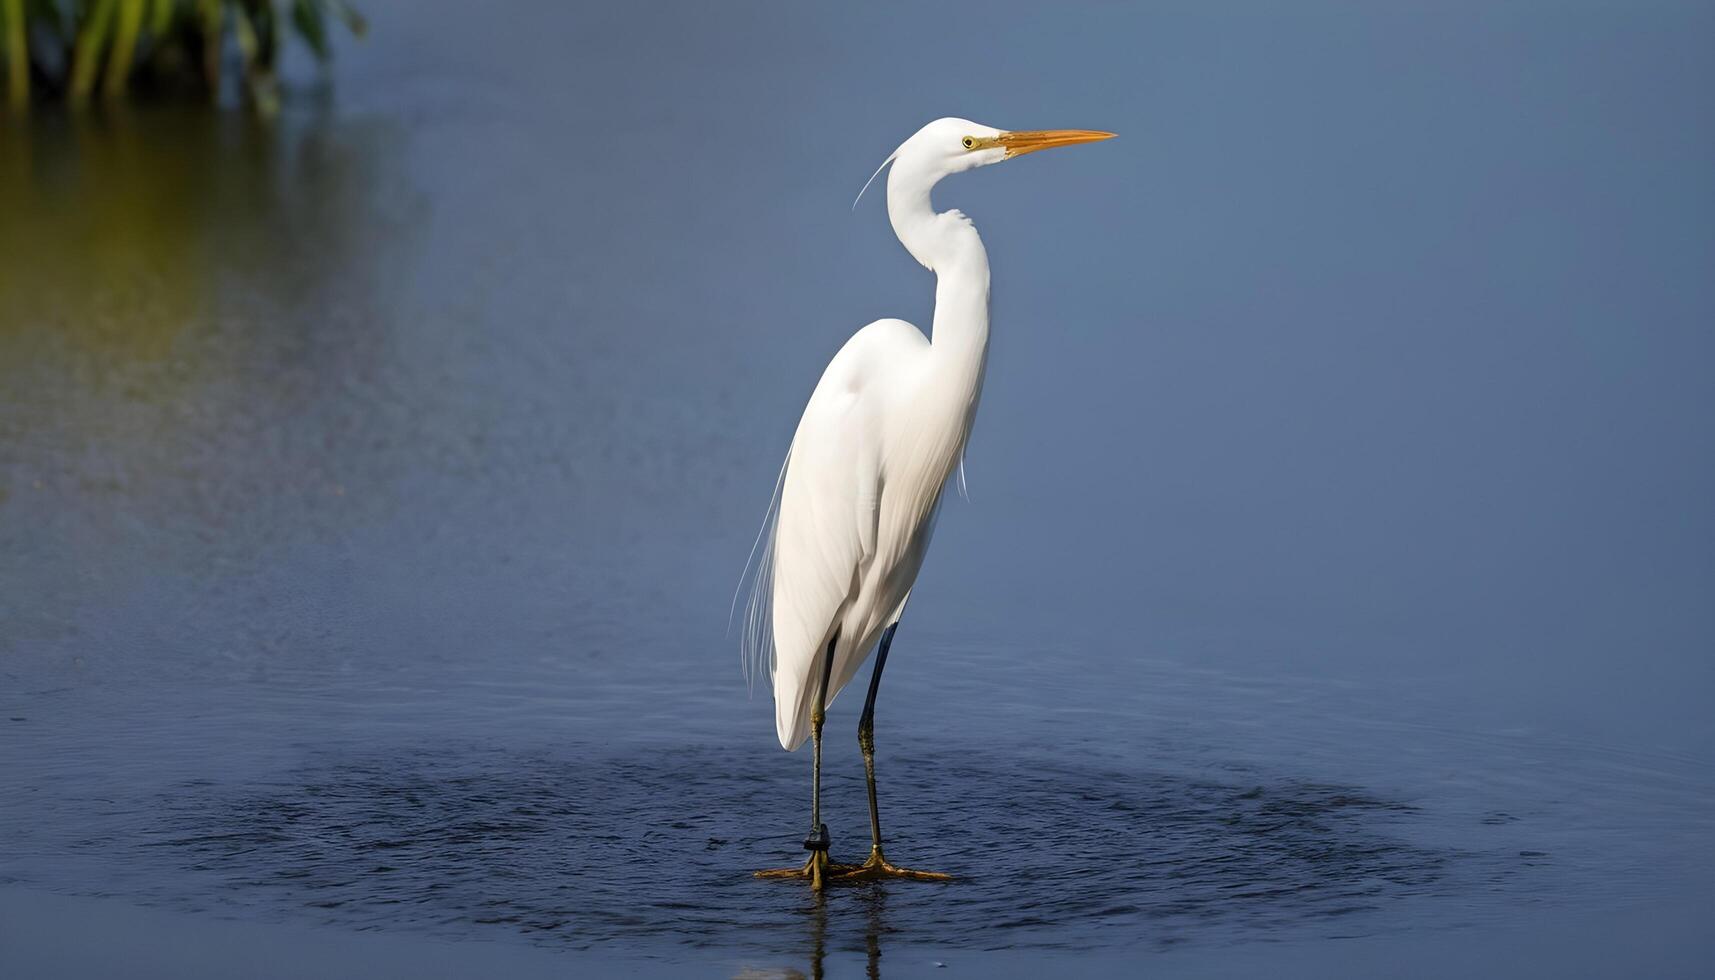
[742,117,1113,888]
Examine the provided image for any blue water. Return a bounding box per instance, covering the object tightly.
[3,607,1709,963]
[2,2,1712,975]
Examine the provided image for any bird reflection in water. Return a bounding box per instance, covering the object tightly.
[734,886,893,980]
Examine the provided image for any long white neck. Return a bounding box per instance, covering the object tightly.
[887,165,991,395]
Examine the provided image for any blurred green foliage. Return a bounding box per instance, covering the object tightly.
[1,0,364,114]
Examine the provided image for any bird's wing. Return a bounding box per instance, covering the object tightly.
[760,319,928,750]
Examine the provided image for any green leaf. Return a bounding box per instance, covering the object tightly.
[232,0,276,114]
[149,0,172,37]
[69,0,117,102]
[330,0,365,38]
[231,0,258,69]
[103,0,146,98]
[3,0,28,110]
[198,0,219,92]
[290,0,327,62]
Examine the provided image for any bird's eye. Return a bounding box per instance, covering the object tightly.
[961,136,976,150]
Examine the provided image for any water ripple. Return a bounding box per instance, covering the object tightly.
[57,740,1522,953]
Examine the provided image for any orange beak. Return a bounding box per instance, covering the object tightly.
[993,129,1117,158]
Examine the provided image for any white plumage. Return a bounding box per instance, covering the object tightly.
[743,118,1004,751]
[769,316,967,749]
[741,118,1114,752]
[740,116,1113,887]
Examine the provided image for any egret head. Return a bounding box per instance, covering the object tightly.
[856,117,1114,209]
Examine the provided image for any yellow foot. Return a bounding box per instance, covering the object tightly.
[828,847,952,882]
[754,851,862,890]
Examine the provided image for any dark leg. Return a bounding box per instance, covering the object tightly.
[804,629,837,888]
[833,622,951,882]
[755,632,858,886]
[858,624,896,853]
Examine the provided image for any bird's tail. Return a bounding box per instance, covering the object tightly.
[774,666,814,751]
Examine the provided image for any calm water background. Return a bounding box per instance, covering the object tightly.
[2,1,1712,975]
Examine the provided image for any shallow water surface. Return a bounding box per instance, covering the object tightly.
[4,652,1708,968]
